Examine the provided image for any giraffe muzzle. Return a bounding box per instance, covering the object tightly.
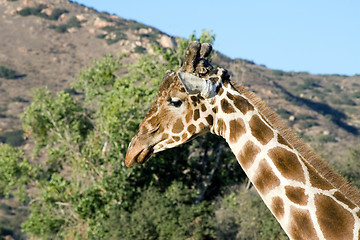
[125,138,154,167]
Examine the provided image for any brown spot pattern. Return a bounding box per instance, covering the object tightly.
[161,133,169,139]
[205,115,213,125]
[185,111,193,123]
[190,96,199,107]
[277,135,293,149]
[221,99,236,113]
[315,193,355,240]
[237,140,261,170]
[289,207,319,240]
[233,95,254,114]
[226,92,234,100]
[201,104,207,112]
[268,147,305,183]
[285,186,308,205]
[229,118,246,143]
[249,115,274,145]
[181,132,188,140]
[217,87,224,96]
[212,106,218,114]
[216,118,226,137]
[187,124,196,134]
[271,196,285,219]
[190,95,199,103]
[193,109,200,121]
[253,159,280,195]
[172,136,180,141]
[172,118,184,134]
[199,122,206,130]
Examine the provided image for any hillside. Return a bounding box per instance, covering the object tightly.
[1,0,359,158]
[0,0,360,238]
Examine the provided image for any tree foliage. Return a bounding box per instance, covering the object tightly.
[0,145,35,202]
[215,185,288,240]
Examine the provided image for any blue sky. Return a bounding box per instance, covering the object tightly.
[76,0,359,75]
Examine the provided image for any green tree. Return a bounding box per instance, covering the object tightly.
[336,147,360,188]
[215,185,288,240]
[0,144,35,202]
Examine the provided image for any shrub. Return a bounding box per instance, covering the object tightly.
[332,84,341,94]
[0,66,17,79]
[47,8,68,21]
[337,148,360,188]
[3,130,25,147]
[300,121,318,128]
[17,4,47,17]
[98,14,112,22]
[66,16,82,28]
[295,114,313,120]
[17,5,68,21]
[272,70,284,77]
[352,91,360,98]
[317,134,337,143]
[293,78,317,94]
[134,46,146,54]
[49,16,82,33]
[329,96,356,106]
[139,32,159,42]
[64,88,79,95]
[0,144,35,201]
[343,107,357,115]
[215,186,288,240]
[106,183,214,239]
[101,26,118,32]
[276,109,291,120]
[0,225,14,238]
[105,32,127,45]
[11,97,28,103]
[96,33,107,39]
[49,24,67,33]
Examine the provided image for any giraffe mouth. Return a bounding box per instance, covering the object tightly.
[125,143,154,167]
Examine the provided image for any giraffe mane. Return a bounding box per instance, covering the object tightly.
[231,81,360,206]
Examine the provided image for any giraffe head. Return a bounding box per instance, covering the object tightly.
[125,41,230,166]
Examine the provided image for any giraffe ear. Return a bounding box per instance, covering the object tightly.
[177,72,217,98]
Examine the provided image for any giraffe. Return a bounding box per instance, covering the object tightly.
[125,41,360,240]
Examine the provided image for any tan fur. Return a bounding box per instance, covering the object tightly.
[231,81,360,206]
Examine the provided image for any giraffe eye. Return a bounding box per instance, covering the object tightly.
[169,97,183,107]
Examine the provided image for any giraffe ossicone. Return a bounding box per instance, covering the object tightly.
[125,41,360,240]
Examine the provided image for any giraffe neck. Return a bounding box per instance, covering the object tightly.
[208,82,360,240]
